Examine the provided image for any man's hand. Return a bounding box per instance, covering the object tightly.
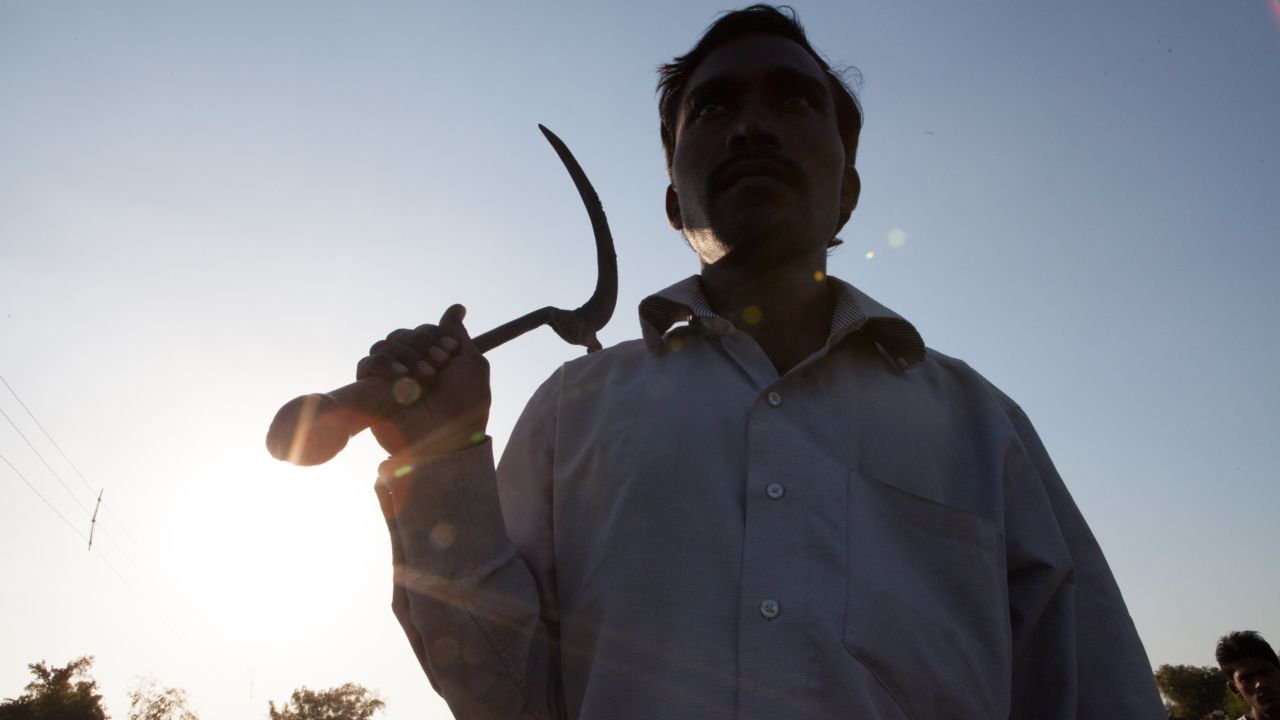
[357,304,491,457]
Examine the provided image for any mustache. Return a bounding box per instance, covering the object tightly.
[707,152,805,194]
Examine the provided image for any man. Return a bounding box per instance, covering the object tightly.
[1217,631,1280,720]
[364,5,1165,718]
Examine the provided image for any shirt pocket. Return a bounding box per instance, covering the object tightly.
[842,468,1010,719]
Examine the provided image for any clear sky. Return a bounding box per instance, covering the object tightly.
[2,2,1277,717]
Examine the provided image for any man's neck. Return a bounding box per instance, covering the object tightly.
[699,251,833,375]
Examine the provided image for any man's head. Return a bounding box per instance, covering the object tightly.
[1217,631,1280,718]
[657,5,863,265]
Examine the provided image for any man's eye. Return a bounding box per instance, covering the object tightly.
[782,95,813,110]
[694,102,725,119]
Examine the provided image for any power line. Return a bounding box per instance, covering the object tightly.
[100,501,157,560]
[0,374,97,497]
[0,448,204,664]
[0,373,257,682]
[94,522,155,577]
[0,395,161,576]
[0,374,159,567]
[1,450,88,542]
[0,374,159,571]
[0,403,92,517]
[1,435,243,687]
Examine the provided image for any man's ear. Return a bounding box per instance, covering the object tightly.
[840,165,861,218]
[666,184,684,230]
[834,165,860,233]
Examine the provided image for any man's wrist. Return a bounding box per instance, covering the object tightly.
[407,429,490,459]
[376,438,509,578]
[379,434,492,481]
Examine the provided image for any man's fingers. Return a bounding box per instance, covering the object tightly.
[365,339,426,375]
[358,304,477,386]
[390,327,452,362]
[357,353,424,382]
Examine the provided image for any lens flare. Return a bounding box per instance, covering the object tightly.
[813,270,825,281]
[430,522,456,550]
[888,228,907,248]
[865,251,876,261]
[392,377,421,405]
[742,305,763,324]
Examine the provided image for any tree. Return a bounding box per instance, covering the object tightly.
[0,656,108,720]
[1155,664,1234,719]
[267,684,385,720]
[128,676,198,720]
[1223,684,1251,717]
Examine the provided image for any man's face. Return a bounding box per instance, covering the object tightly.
[1230,658,1280,717]
[666,32,858,267]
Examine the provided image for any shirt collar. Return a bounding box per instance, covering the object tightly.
[638,274,926,369]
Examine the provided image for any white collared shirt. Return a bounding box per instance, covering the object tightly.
[378,274,1165,719]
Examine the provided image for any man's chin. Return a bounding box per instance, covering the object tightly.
[714,183,794,216]
[704,233,824,274]
[687,205,831,267]
[709,206,797,243]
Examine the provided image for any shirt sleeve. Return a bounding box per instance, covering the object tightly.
[376,368,566,720]
[1002,405,1166,719]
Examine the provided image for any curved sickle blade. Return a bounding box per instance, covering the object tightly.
[470,125,619,353]
[537,125,618,338]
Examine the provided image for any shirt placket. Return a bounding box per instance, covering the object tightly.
[716,331,821,720]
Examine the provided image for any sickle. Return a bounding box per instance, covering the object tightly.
[266,125,617,466]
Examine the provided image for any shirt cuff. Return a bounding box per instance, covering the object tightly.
[378,439,512,579]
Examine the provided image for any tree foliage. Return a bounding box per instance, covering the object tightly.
[1223,683,1251,717]
[267,684,385,720]
[0,656,108,720]
[128,676,198,720]
[1155,664,1239,720]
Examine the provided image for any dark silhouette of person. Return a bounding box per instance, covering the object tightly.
[1218,631,1280,720]
[364,5,1165,718]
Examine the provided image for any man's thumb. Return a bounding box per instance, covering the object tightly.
[440,304,471,339]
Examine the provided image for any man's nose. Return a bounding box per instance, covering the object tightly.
[727,102,780,153]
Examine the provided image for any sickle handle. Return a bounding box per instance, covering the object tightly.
[266,307,568,466]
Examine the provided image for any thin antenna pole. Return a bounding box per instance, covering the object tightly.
[88,489,103,550]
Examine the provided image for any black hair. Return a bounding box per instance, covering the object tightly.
[1216,630,1280,672]
[656,4,863,240]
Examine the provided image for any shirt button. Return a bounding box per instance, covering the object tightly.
[765,483,785,500]
[760,599,780,619]
[766,391,782,407]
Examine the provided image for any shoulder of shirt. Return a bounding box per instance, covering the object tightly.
[553,337,652,380]
[918,345,1023,416]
